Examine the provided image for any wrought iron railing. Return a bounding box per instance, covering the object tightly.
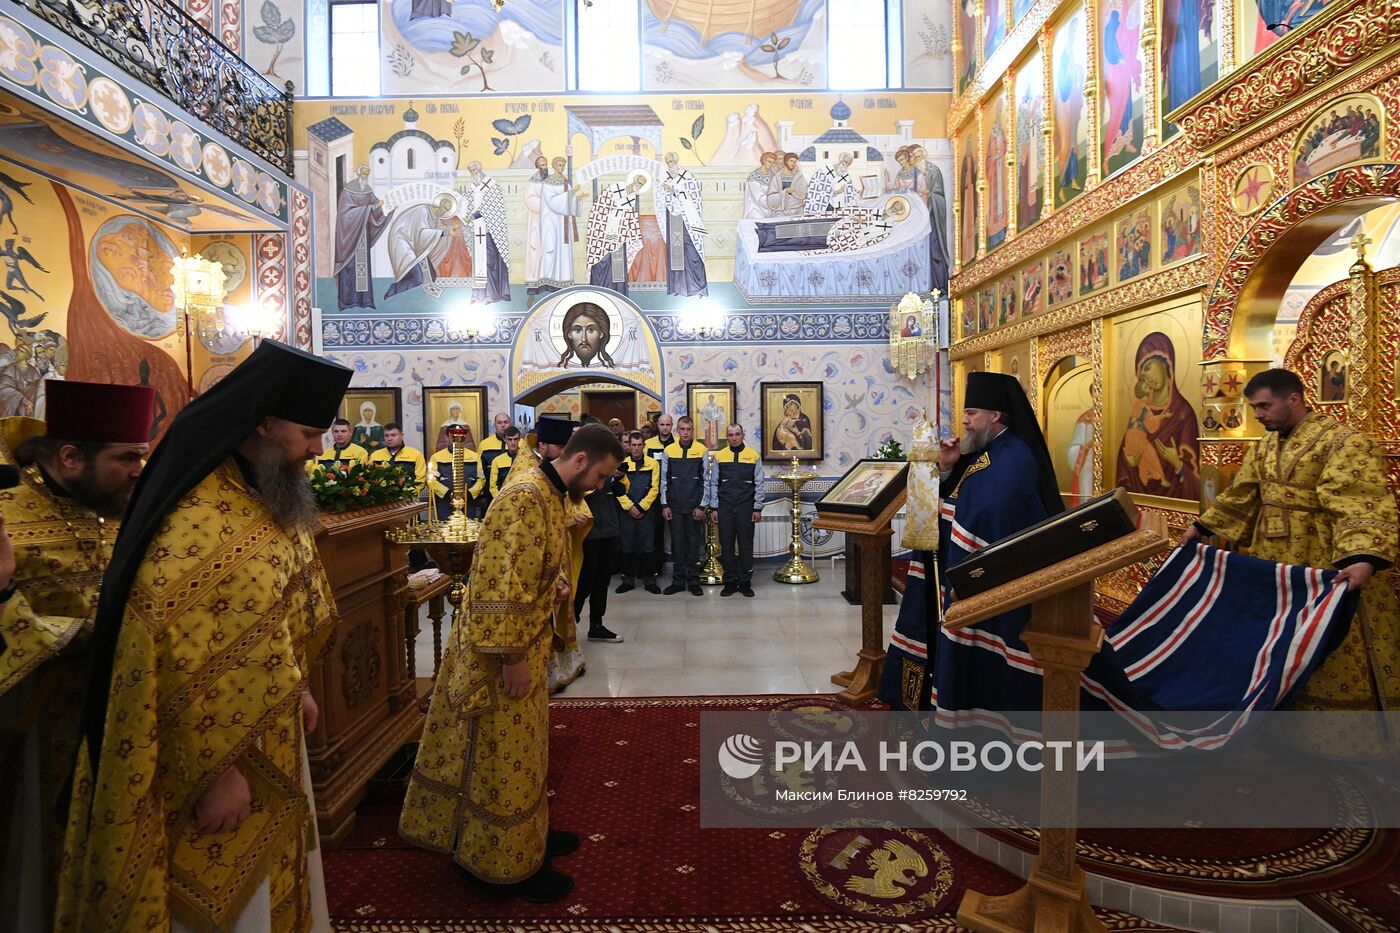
[10,0,294,175]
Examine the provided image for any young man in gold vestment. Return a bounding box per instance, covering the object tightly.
[0,379,154,933]
[1181,369,1399,746]
[56,341,354,932]
[500,417,595,692]
[400,423,625,902]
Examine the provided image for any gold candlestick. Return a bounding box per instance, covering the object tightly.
[386,425,482,610]
[773,456,818,584]
[699,508,725,585]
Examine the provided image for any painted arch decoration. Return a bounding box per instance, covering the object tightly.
[510,285,665,401]
[1205,161,1400,360]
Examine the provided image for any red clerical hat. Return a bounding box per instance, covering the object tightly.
[44,379,156,444]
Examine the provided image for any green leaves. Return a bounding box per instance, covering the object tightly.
[253,0,295,44]
[678,114,705,161]
[451,31,480,56]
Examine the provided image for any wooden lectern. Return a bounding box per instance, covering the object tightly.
[943,509,1169,933]
[811,489,905,705]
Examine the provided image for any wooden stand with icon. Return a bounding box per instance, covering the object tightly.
[944,507,1168,933]
[811,488,905,706]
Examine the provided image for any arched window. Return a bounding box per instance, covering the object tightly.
[406,148,415,171]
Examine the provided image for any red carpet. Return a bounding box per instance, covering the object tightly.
[325,696,1178,931]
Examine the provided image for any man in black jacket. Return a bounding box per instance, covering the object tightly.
[660,415,709,596]
[576,462,625,643]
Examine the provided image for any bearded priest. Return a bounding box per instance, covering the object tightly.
[56,341,353,932]
[400,423,625,903]
[0,379,154,933]
[927,372,1066,714]
[1182,368,1399,755]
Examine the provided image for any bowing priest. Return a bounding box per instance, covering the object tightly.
[400,423,626,903]
[0,380,154,933]
[500,416,593,691]
[1181,368,1399,752]
[926,372,1065,714]
[56,341,353,932]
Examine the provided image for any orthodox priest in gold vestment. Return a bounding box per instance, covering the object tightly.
[55,341,353,932]
[400,423,624,902]
[1186,369,1399,740]
[502,417,593,691]
[0,380,154,933]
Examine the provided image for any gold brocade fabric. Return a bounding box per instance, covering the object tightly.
[0,417,111,921]
[400,462,570,882]
[0,418,106,698]
[501,445,588,690]
[54,461,338,932]
[1200,413,1400,717]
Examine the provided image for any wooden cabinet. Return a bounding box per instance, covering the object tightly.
[307,501,420,845]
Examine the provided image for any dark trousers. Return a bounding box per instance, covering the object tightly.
[717,504,757,585]
[647,518,666,576]
[620,510,659,581]
[668,508,705,585]
[574,537,617,625]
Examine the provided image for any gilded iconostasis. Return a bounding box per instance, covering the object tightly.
[948,0,1400,608]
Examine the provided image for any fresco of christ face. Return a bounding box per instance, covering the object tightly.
[567,311,607,365]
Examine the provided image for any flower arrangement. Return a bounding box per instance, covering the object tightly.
[308,460,421,513]
[872,438,906,461]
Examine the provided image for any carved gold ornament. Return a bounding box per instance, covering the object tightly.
[889,291,938,380]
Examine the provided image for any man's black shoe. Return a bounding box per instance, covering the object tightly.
[644,581,662,594]
[721,584,737,597]
[663,583,685,595]
[547,829,580,857]
[615,581,636,594]
[465,864,574,903]
[741,585,755,597]
[587,625,624,643]
[689,584,703,596]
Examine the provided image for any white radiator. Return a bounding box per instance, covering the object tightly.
[750,482,910,561]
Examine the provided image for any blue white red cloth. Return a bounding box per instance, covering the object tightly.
[879,543,1356,750]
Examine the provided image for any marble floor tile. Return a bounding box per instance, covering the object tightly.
[410,573,908,697]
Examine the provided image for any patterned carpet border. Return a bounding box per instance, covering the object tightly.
[331,908,1175,932]
[979,824,1398,898]
[547,694,875,709]
[1302,879,1400,932]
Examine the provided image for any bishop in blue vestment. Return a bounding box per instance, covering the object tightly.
[879,372,1065,713]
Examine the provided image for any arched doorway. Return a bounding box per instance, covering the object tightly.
[509,285,666,428]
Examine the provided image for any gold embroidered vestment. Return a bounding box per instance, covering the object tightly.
[399,461,570,882]
[1200,413,1399,714]
[55,461,337,931]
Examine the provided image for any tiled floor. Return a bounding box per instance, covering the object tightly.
[412,561,901,697]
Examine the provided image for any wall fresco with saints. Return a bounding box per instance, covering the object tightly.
[296,92,953,318]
